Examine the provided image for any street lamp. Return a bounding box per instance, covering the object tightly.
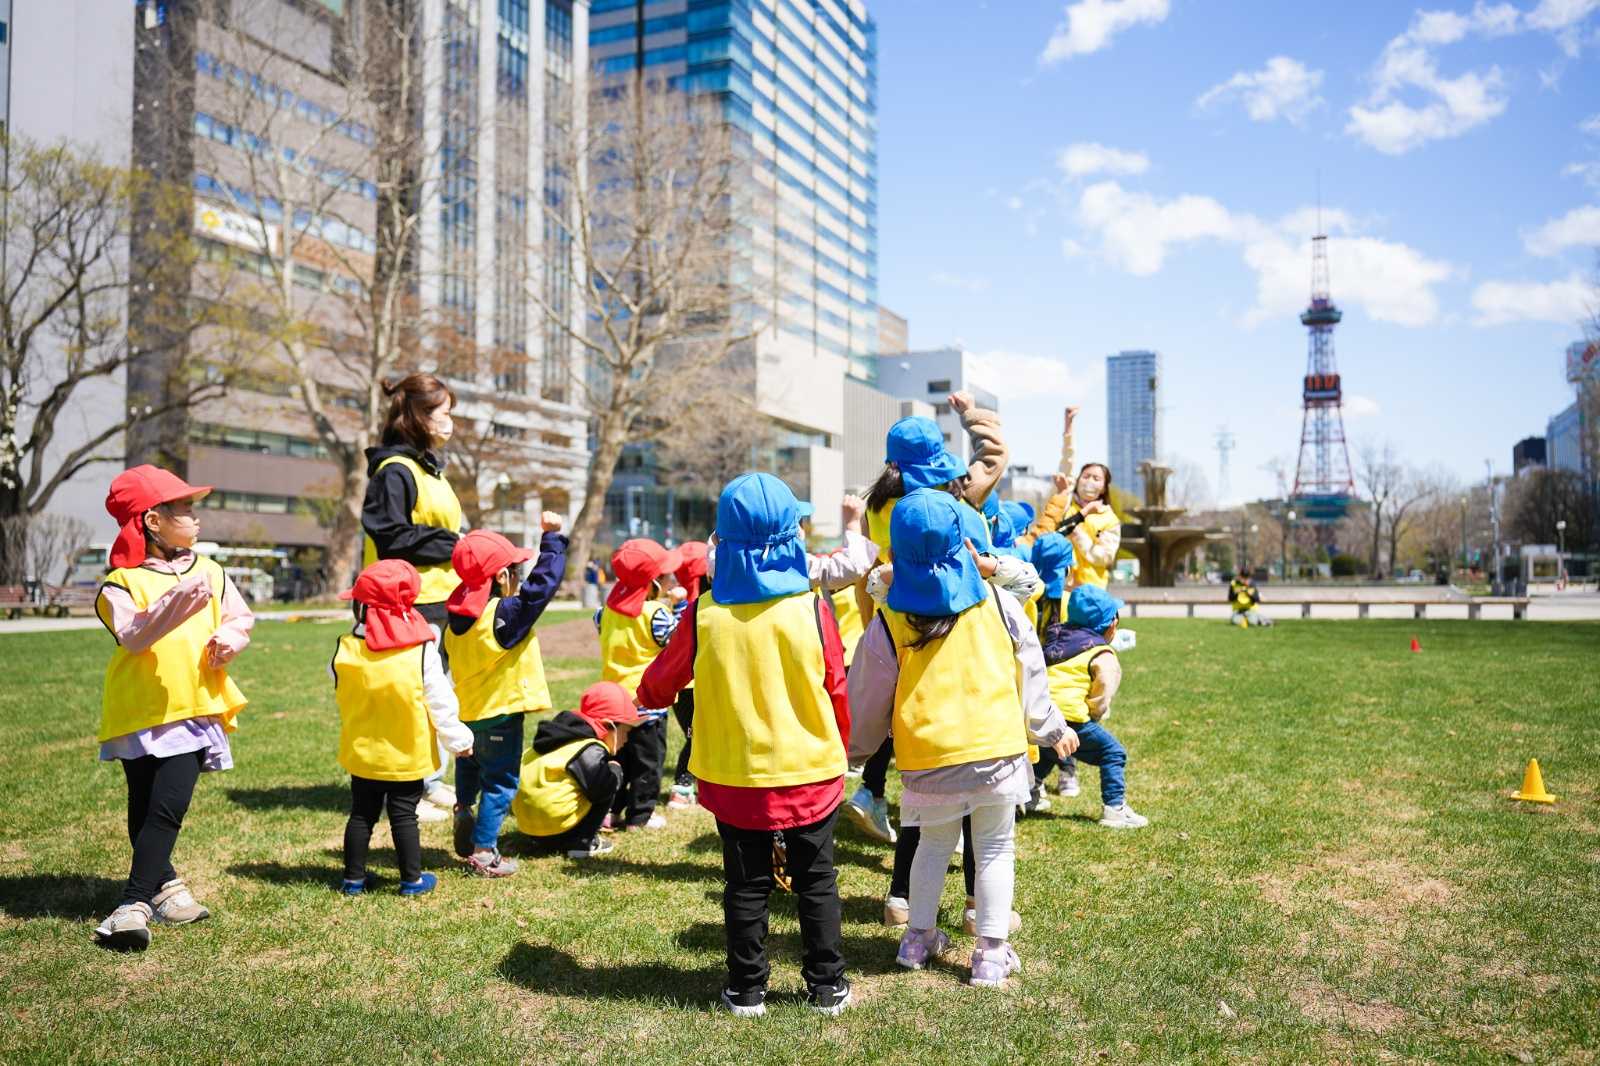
[1281,509,1296,581]
[1556,520,1567,586]
[1247,523,1258,574]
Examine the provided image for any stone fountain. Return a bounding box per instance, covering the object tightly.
[1118,462,1226,587]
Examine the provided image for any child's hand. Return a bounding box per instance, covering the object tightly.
[840,493,866,529]
[964,539,1000,579]
[1053,734,1079,759]
[668,585,689,604]
[1082,500,1109,516]
[1052,472,1071,494]
[948,391,974,415]
[1064,406,1079,433]
[540,510,564,533]
[460,747,473,759]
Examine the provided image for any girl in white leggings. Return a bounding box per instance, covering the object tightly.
[847,491,1074,987]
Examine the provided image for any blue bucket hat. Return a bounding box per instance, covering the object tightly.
[1000,501,1034,534]
[956,498,994,555]
[887,490,989,617]
[710,473,812,606]
[1031,533,1075,599]
[886,417,965,491]
[1067,584,1124,633]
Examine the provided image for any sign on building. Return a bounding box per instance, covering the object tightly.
[194,202,278,256]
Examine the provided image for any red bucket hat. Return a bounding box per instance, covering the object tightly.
[446,530,536,618]
[605,539,683,618]
[104,465,212,570]
[676,541,709,603]
[575,681,648,737]
[340,559,437,651]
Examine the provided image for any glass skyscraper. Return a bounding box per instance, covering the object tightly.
[1107,350,1161,504]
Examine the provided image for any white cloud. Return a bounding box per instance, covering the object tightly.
[1527,0,1600,31]
[1562,161,1600,187]
[968,350,1090,399]
[1583,113,1600,134]
[1196,57,1325,124]
[1344,394,1383,419]
[1471,274,1593,324]
[1069,182,1455,327]
[930,271,991,294]
[1005,195,1025,210]
[1039,0,1169,63]
[1056,142,1150,179]
[1523,205,1600,255]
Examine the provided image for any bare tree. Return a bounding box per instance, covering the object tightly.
[0,134,250,579]
[1385,468,1443,573]
[650,380,774,499]
[1163,459,1213,512]
[530,73,774,582]
[1505,468,1596,551]
[1355,442,1402,576]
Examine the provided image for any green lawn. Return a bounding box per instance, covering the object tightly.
[1,618,1596,1064]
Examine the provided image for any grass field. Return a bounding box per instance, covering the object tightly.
[1,616,1596,1064]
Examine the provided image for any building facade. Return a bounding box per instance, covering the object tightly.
[876,303,907,360]
[841,377,931,492]
[1106,349,1160,503]
[1548,402,1582,477]
[587,0,880,535]
[872,348,998,466]
[1512,436,1546,476]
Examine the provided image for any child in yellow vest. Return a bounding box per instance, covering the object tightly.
[1035,586,1148,829]
[666,541,709,810]
[638,472,853,1018]
[1229,571,1273,627]
[443,520,566,877]
[1025,532,1079,807]
[90,466,253,951]
[333,560,474,896]
[848,490,1074,989]
[594,538,685,829]
[512,682,647,857]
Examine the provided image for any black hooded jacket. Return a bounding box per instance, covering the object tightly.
[361,443,461,568]
[532,711,619,804]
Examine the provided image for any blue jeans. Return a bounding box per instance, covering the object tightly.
[1035,720,1127,805]
[456,714,524,850]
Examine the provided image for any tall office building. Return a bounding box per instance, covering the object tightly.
[122,0,588,571]
[1106,350,1160,503]
[588,0,880,535]
[873,347,998,466]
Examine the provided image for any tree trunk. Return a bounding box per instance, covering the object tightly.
[1369,504,1383,576]
[321,459,369,596]
[565,408,632,594]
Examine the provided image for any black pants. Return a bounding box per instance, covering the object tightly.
[415,601,449,671]
[609,717,666,826]
[890,816,976,900]
[344,776,424,882]
[861,736,893,799]
[717,808,846,993]
[542,763,622,852]
[120,750,204,906]
[672,689,695,786]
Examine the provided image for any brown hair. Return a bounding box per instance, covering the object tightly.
[380,373,456,453]
[1076,462,1112,502]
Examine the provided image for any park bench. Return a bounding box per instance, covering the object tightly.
[1115,586,1530,621]
[44,585,100,618]
[0,586,32,619]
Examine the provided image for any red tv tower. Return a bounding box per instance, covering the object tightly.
[1291,230,1354,523]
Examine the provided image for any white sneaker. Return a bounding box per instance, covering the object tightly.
[642,812,668,830]
[1057,769,1080,798]
[844,785,896,844]
[414,800,449,823]
[883,894,910,927]
[425,782,456,807]
[93,902,153,952]
[151,878,209,925]
[566,836,615,859]
[1098,802,1149,829]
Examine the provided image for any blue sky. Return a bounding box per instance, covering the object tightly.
[871,0,1599,504]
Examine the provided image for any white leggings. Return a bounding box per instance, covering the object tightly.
[908,802,1016,939]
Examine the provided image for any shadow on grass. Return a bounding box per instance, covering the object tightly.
[672,921,903,976]
[227,846,456,887]
[225,783,349,812]
[499,941,722,1005]
[562,857,716,884]
[0,873,123,919]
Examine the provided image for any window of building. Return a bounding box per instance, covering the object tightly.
[927,379,951,394]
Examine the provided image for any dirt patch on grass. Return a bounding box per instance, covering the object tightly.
[538,619,598,659]
[1290,979,1409,1033]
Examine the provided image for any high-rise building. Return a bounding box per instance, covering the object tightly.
[1106,350,1159,503]
[1548,403,1583,476]
[122,0,589,571]
[1512,436,1546,476]
[877,304,907,358]
[588,0,880,534]
[872,348,998,467]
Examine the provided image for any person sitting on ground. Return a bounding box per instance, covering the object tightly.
[511,682,646,858]
[1228,571,1273,627]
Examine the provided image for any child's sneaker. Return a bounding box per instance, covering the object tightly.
[667,782,696,809]
[883,894,910,927]
[339,874,378,896]
[1018,786,1051,817]
[1057,766,1080,798]
[806,977,852,1016]
[465,849,518,877]
[844,784,896,844]
[719,987,767,1018]
[453,806,476,858]
[398,872,439,896]
[566,836,615,859]
[895,927,951,970]
[415,801,449,823]
[962,897,1022,937]
[92,902,152,952]
[969,942,1022,988]
[425,782,457,807]
[151,878,209,925]
[1098,802,1149,829]
[641,812,668,830]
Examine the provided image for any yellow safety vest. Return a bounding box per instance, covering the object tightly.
[1229,581,1254,612]
[512,738,603,837]
[1047,643,1116,725]
[332,634,439,781]
[689,592,845,788]
[362,454,463,605]
[97,556,247,742]
[443,599,552,722]
[599,601,668,699]
[880,595,1027,771]
[1066,501,1120,590]
[831,585,865,663]
[866,498,897,562]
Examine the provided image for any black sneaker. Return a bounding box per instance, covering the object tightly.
[806,977,852,1016]
[453,806,475,858]
[719,987,767,1018]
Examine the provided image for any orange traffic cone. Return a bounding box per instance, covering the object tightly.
[1410,636,1421,653]
[1511,758,1556,804]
